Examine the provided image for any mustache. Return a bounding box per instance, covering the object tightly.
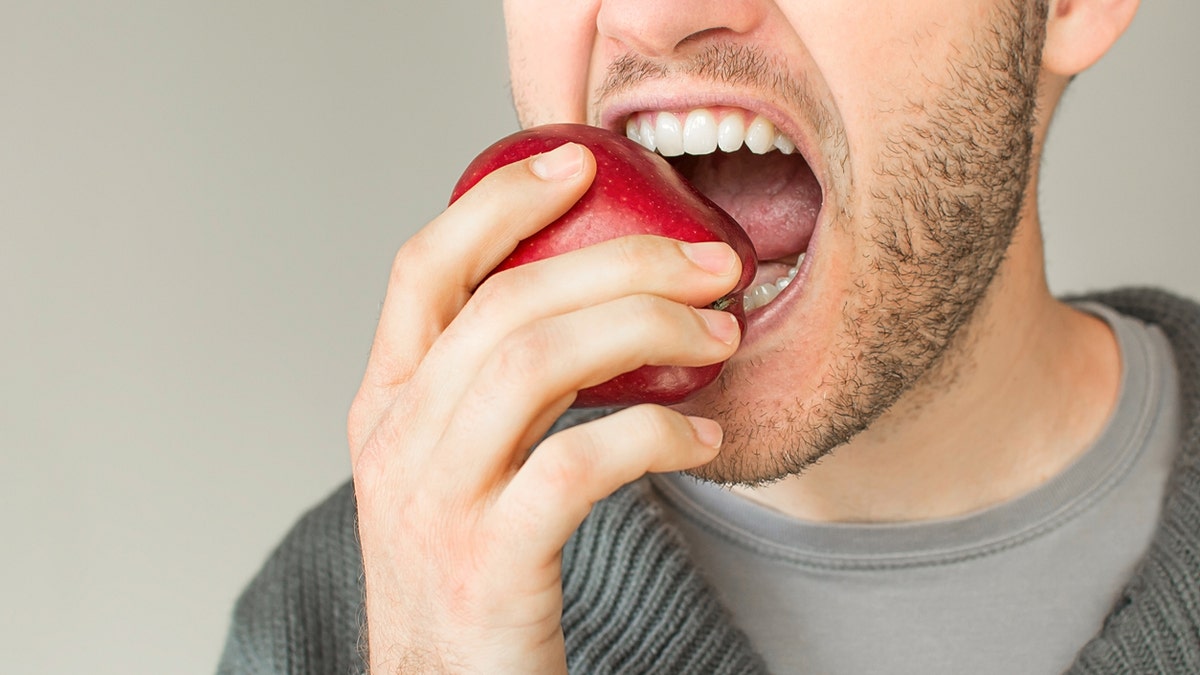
[592,43,832,135]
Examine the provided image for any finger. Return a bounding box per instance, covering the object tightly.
[353,144,596,429]
[423,295,739,480]
[369,144,594,380]
[449,235,739,343]
[479,235,740,313]
[493,405,722,556]
[417,237,741,415]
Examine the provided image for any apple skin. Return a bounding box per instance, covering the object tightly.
[450,123,756,408]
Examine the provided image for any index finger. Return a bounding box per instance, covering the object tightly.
[364,143,597,391]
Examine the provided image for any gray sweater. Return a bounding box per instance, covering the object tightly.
[219,289,1200,674]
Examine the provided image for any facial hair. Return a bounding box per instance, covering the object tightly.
[685,0,1051,485]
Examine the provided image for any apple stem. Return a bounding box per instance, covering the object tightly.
[709,295,735,312]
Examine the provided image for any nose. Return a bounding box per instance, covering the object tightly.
[596,0,766,59]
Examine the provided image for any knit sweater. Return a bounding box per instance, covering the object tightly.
[218,289,1200,674]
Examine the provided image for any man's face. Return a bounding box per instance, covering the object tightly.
[503,0,1049,484]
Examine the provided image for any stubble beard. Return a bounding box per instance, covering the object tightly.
[688,0,1050,486]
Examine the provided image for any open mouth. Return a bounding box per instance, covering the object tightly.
[622,108,823,316]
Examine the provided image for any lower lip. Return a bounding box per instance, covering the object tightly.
[741,217,822,342]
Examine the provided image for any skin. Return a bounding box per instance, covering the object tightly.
[349,0,1141,671]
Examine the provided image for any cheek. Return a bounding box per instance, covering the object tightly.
[504,0,600,127]
[778,2,986,182]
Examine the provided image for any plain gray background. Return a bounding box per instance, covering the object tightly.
[2,2,1196,673]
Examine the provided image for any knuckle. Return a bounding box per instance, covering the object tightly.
[346,390,373,451]
[390,233,435,288]
[476,157,528,188]
[488,322,563,382]
[536,433,599,494]
[463,271,512,322]
[624,404,680,449]
[611,235,664,272]
[460,160,544,209]
[349,382,425,465]
[605,294,679,350]
[349,396,421,493]
[351,429,392,493]
[625,294,675,326]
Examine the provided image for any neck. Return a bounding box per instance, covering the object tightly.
[733,210,1122,523]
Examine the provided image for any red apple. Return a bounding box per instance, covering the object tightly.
[450,123,756,408]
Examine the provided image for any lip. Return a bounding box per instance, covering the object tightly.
[597,90,830,208]
[741,220,822,341]
[598,89,830,346]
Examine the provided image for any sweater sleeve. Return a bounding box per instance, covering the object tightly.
[562,480,769,674]
[216,481,367,675]
[1067,289,1200,674]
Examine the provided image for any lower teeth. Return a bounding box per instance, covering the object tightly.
[743,254,804,312]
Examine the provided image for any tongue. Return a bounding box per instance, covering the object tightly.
[672,149,821,261]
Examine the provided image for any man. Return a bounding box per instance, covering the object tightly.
[220,0,1200,672]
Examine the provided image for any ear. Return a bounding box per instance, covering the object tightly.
[1043,0,1140,76]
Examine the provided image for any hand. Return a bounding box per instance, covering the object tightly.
[347,142,742,673]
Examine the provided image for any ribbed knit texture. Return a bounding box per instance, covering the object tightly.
[1066,290,1200,674]
[219,289,1200,674]
[219,481,367,675]
[560,478,765,673]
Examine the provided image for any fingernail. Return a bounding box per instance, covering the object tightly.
[681,241,737,276]
[687,416,723,449]
[696,308,740,345]
[531,143,584,181]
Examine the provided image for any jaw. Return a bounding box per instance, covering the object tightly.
[644,100,1041,488]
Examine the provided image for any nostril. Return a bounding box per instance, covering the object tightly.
[676,27,732,50]
[596,1,765,60]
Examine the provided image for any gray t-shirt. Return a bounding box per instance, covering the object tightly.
[653,304,1180,674]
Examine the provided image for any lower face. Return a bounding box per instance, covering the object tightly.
[505,0,1050,484]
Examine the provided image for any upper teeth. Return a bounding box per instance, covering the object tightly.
[625,110,797,157]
